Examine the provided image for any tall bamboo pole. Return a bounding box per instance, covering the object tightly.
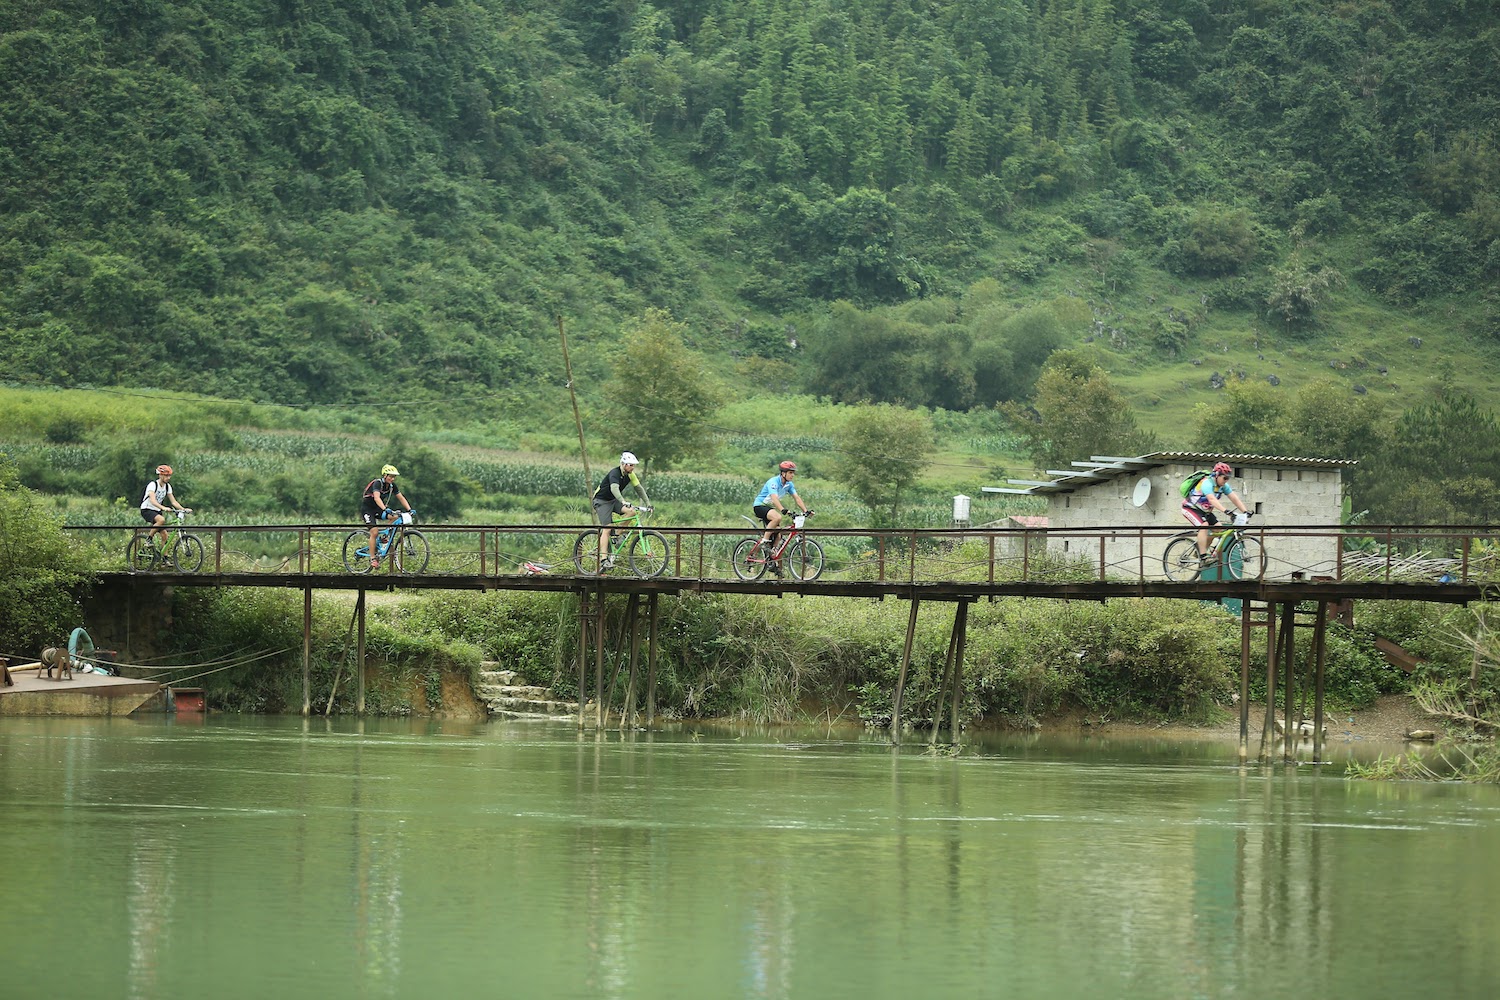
[558,315,593,500]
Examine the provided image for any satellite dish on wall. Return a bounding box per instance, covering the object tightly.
[1130,476,1152,508]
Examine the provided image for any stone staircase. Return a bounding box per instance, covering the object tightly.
[477,664,579,721]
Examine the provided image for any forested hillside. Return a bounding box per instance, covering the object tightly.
[2,1,1499,519]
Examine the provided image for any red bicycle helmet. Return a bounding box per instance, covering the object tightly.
[1213,462,1233,476]
[779,461,797,472]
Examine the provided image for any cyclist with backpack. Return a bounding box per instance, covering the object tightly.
[362,464,412,570]
[141,464,191,550]
[1182,461,1249,564]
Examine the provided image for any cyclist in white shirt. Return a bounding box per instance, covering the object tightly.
[140,464,191,549]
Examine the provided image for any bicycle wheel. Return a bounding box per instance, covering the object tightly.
[393,529,429,575]
[629,530,669,578]
[1223,535,1265,580]
[731,538,768,581]
[784,538,825,581]
[343,530,372,574]
[126,535,158,572]
[172,533,205,573]
[573,530,604,575]
[1162,536,1202,582]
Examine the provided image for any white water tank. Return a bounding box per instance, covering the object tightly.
[953,494,971,525]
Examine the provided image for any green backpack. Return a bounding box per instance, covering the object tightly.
[1178,470,1214,500]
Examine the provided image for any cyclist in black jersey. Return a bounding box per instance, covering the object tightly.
[361,464,412,569]
[593,452,649,570]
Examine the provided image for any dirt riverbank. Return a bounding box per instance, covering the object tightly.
[1077,694,1435,746]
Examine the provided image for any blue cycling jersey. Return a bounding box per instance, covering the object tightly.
[755,475,797,506]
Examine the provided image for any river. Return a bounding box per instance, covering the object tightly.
[3,715,1497,999]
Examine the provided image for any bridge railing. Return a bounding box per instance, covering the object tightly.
[67,522,1500,587]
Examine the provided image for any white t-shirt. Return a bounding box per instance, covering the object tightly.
[141,480,174,512]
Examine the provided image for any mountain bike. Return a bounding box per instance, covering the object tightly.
[343,510,429,574]
[1162,513,1265,582]
[732,510,822,581]
[126,510,205,573]
[572,505,668,577]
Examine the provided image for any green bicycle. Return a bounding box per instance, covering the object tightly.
[126,510,205,573]
[572,505,669,577]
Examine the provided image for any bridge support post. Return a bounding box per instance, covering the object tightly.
[949,600,970,744]
[1239,599,1252,763]
[1259,602,1278,762]
[929,610,960,746]
[1312,602,1328,764]
[1281,602,1297,763]
[356,590,366,716]
[623,594,642,729]
[302,587,312,717]
[576,592,591,729]
[891,598,920,745]
[594,586,607,729]
[646,593,659,725]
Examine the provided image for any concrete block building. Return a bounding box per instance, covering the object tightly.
[983,452,1353,580]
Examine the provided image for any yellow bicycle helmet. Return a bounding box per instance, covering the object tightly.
[381,465,399,476]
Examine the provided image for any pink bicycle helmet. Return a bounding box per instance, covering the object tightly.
[1213,462,1233,476]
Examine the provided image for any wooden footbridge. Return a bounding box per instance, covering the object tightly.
[75,520,1500,764]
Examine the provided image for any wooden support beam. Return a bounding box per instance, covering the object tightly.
[302,586,312,717]
[1259,602,1277,763]
[1313,601,1328,764]
[594,587,606,729]
[1282,601,1296,764]
[930,617,960,747]
[1239,598,1251,763]
[950,601,970,745]
[624,594,642,730]
[576,591,590,729]
[646,592,659,725]
[356,590,366,716]
[891,598,920,745]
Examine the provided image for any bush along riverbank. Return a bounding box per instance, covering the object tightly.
[157,587,1493,747]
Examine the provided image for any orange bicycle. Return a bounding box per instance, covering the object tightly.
[732,511,822,581]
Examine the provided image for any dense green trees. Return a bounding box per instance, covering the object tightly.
[596,309,723,471]
[833,404,934,524]
[1,0,1495,408]
[1008,350,1156,471]
[0,457,89,655]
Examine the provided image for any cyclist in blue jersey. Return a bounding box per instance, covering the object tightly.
[1182,461,1249,564]
[754,461,811,559]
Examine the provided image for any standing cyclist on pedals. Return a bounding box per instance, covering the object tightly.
[1182,461,1250,564]
[141,464,191,550]
[362,464,412,570]
[594,452,650,571]
[754,461,811,574]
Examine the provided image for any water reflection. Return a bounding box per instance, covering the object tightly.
[3,716,1498,998]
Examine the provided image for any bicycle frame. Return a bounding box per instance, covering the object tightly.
[604,510,649,557]
[732,512,824,581]
[372,511,413,558]
[572,505,667,577]
[128,511,204,573]
[758,515,806,560]
[1162,517,1263,582]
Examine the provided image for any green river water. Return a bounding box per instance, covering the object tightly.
[3,715,1497,1000]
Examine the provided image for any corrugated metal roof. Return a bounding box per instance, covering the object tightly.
[982,451,1355,496]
